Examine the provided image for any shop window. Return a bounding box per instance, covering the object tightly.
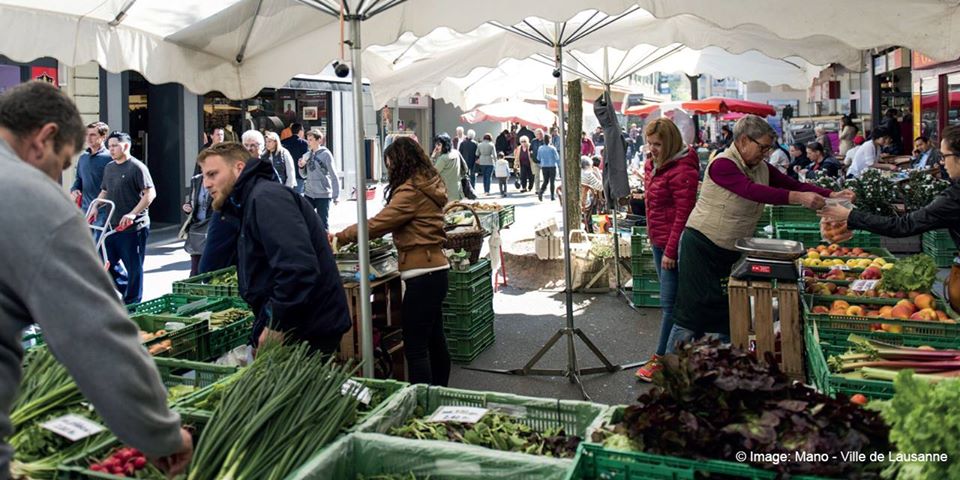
[947,73,960,129]
[919,76,939,141]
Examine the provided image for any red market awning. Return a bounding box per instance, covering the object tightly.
[681,97,776,117]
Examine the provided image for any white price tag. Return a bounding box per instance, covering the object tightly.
[850,280,879,292]
[41,414,105,442]
[835,265,851,271]
[428,406,489,424]
[340,380,372,405]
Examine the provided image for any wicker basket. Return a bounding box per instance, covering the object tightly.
[443,202,485,264]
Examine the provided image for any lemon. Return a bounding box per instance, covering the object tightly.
[807,251,820,260]
[874,258,887,265]
[881,263,894,270]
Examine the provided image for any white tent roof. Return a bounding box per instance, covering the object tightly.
[0,0,639,98]
[364,8,861,108]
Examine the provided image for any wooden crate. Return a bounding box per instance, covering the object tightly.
[728,279,804,381]
[340,273,405,381]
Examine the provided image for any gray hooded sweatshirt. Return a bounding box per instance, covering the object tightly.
[299,146,340,200]
[0,139,182,477]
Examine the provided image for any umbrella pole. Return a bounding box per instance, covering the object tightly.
[349,17,374,378]
[465,41,643,400]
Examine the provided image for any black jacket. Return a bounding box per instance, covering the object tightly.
[495,133,510,155]
[222,157,350,348]
[458,139,479,167]
[848,181,960,252]
[198,212,239,274]
[281,136,309,179]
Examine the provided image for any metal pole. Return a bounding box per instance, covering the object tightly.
[554,39,580,382]
[349,17,374,378]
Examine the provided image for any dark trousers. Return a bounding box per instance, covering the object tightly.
[402,269,451,386]
[498,177,508,196]
[190,255,201,277]
[520,163,534,191]
[105,227,149,305]
[467,160,477,187]
[539,166,557,200]
[307,196,331,231]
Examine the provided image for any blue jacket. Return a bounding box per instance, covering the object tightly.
[537,144,560,168]
[71,146,112,211]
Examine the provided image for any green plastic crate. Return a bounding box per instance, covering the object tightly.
[802,295,960,344]
[632,275,661,292]
[154,357,238,391]
[632,290,661,308]
[443,297,495,333]
[172,266,240,297]
[630,256,656,275]
[630,226,652,257]
[287,432,572,480]
[922,240,956,268]
[568,443,832,480]
[133,315,207,361]
[498,204,516,229]
[125,294,231,317]
[444,272,493,306]
[771,205,820,224]
[446,317,495,363]
[922,229,955,250]
[449,258,492,284]
[199,316,254,361]
[804,320,896,400]
[355,384,608,442]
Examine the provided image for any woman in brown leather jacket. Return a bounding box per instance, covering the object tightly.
[333,137,451,385]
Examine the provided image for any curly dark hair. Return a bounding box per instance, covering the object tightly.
[384,137,439,203]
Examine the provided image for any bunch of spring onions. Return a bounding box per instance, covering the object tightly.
[187,342,362,480]
[828,335,960,382]
[11,348,82,428]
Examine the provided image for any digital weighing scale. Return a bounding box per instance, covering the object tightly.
[730,237,805,282]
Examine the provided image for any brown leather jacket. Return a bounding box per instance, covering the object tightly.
[336,174,449,271]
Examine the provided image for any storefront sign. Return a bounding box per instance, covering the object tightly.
[0,65,20,94]
[888,48,910,70]
[30,66,58,87]
[398,94,430,109]
[912,51,940,70]
[874,55,888,75]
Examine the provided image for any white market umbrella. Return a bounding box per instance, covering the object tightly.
[461,101,557,130]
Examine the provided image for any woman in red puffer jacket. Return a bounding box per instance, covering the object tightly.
[635,118,700,381]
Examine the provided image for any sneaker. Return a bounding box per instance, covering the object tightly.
[635,355,661,382]
[537,192,543,202]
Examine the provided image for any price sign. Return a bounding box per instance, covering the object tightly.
[42,414,105,442]
[835,265,851,271]
[428,406,489,424]
[340,380,372,405]
[850,280,880,292]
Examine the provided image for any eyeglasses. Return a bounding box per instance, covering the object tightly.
[943,153,959,160]
[748,137,775,155]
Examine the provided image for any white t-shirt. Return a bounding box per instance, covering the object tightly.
[848,141,878,178]
[843,145,860,167]
[767,148,790,174]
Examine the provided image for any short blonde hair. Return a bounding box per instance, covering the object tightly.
[643,118,684,166]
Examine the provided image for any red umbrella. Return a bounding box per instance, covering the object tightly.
[681,97,776,117]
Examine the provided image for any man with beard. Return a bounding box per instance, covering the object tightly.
[197,142,350,353]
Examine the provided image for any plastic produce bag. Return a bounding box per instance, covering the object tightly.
[819,199,855,243]
[286,432,572,480]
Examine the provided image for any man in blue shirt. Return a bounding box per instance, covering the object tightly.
[70,122,112,228]
[912,136,944,173]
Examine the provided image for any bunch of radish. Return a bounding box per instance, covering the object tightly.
[88,447,148,477]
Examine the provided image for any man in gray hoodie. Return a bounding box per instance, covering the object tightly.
[0,81,192,478]
[298,129,340,231]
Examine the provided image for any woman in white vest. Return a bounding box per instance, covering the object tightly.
[666,115,855,352]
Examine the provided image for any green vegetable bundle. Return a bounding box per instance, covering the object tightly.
[878,371,960,480]
[208,308,250,329]
[389,411,581,458]
[209,270,238,286]
[11,348,82,429]
[879,254,938,293]
[187,343,361,480]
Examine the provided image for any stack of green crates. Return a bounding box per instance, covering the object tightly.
[923,229,957,268]
[775,222,881,249]
[630,227,660,308]
[442,259,495,363]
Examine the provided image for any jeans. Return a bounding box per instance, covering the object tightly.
[105,226,149,305]
[402,269,451,386]
[652,246,680,356]
[307,196,331,231]
[665,324,731,354]
[479,165,494,194]
[467,160,477,187]
[539,166,557,199]
[295,176,305,194]
[498,177,508,196]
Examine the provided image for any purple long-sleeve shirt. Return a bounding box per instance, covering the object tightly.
[709,159,833,204]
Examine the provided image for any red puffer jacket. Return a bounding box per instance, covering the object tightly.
[643,147,700,260]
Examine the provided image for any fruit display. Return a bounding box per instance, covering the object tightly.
[807,296,955,334]
[804,280,926,300]
[802,248,894,272]
[469,203,503,212]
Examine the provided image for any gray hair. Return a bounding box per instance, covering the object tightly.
[241,129,265,155]
[580,156,593,169]
[733,115,776,142]
[814,125,825,134]
[467,129,476,140]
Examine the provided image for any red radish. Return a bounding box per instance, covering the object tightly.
[133,457,147,469]
[124,463,136,476]
[850,394,868,405]
[89,464,104,472]
[110,465,125,475]
[129,448,142,458]
[117,448,134,461]
[102,458,120,469]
